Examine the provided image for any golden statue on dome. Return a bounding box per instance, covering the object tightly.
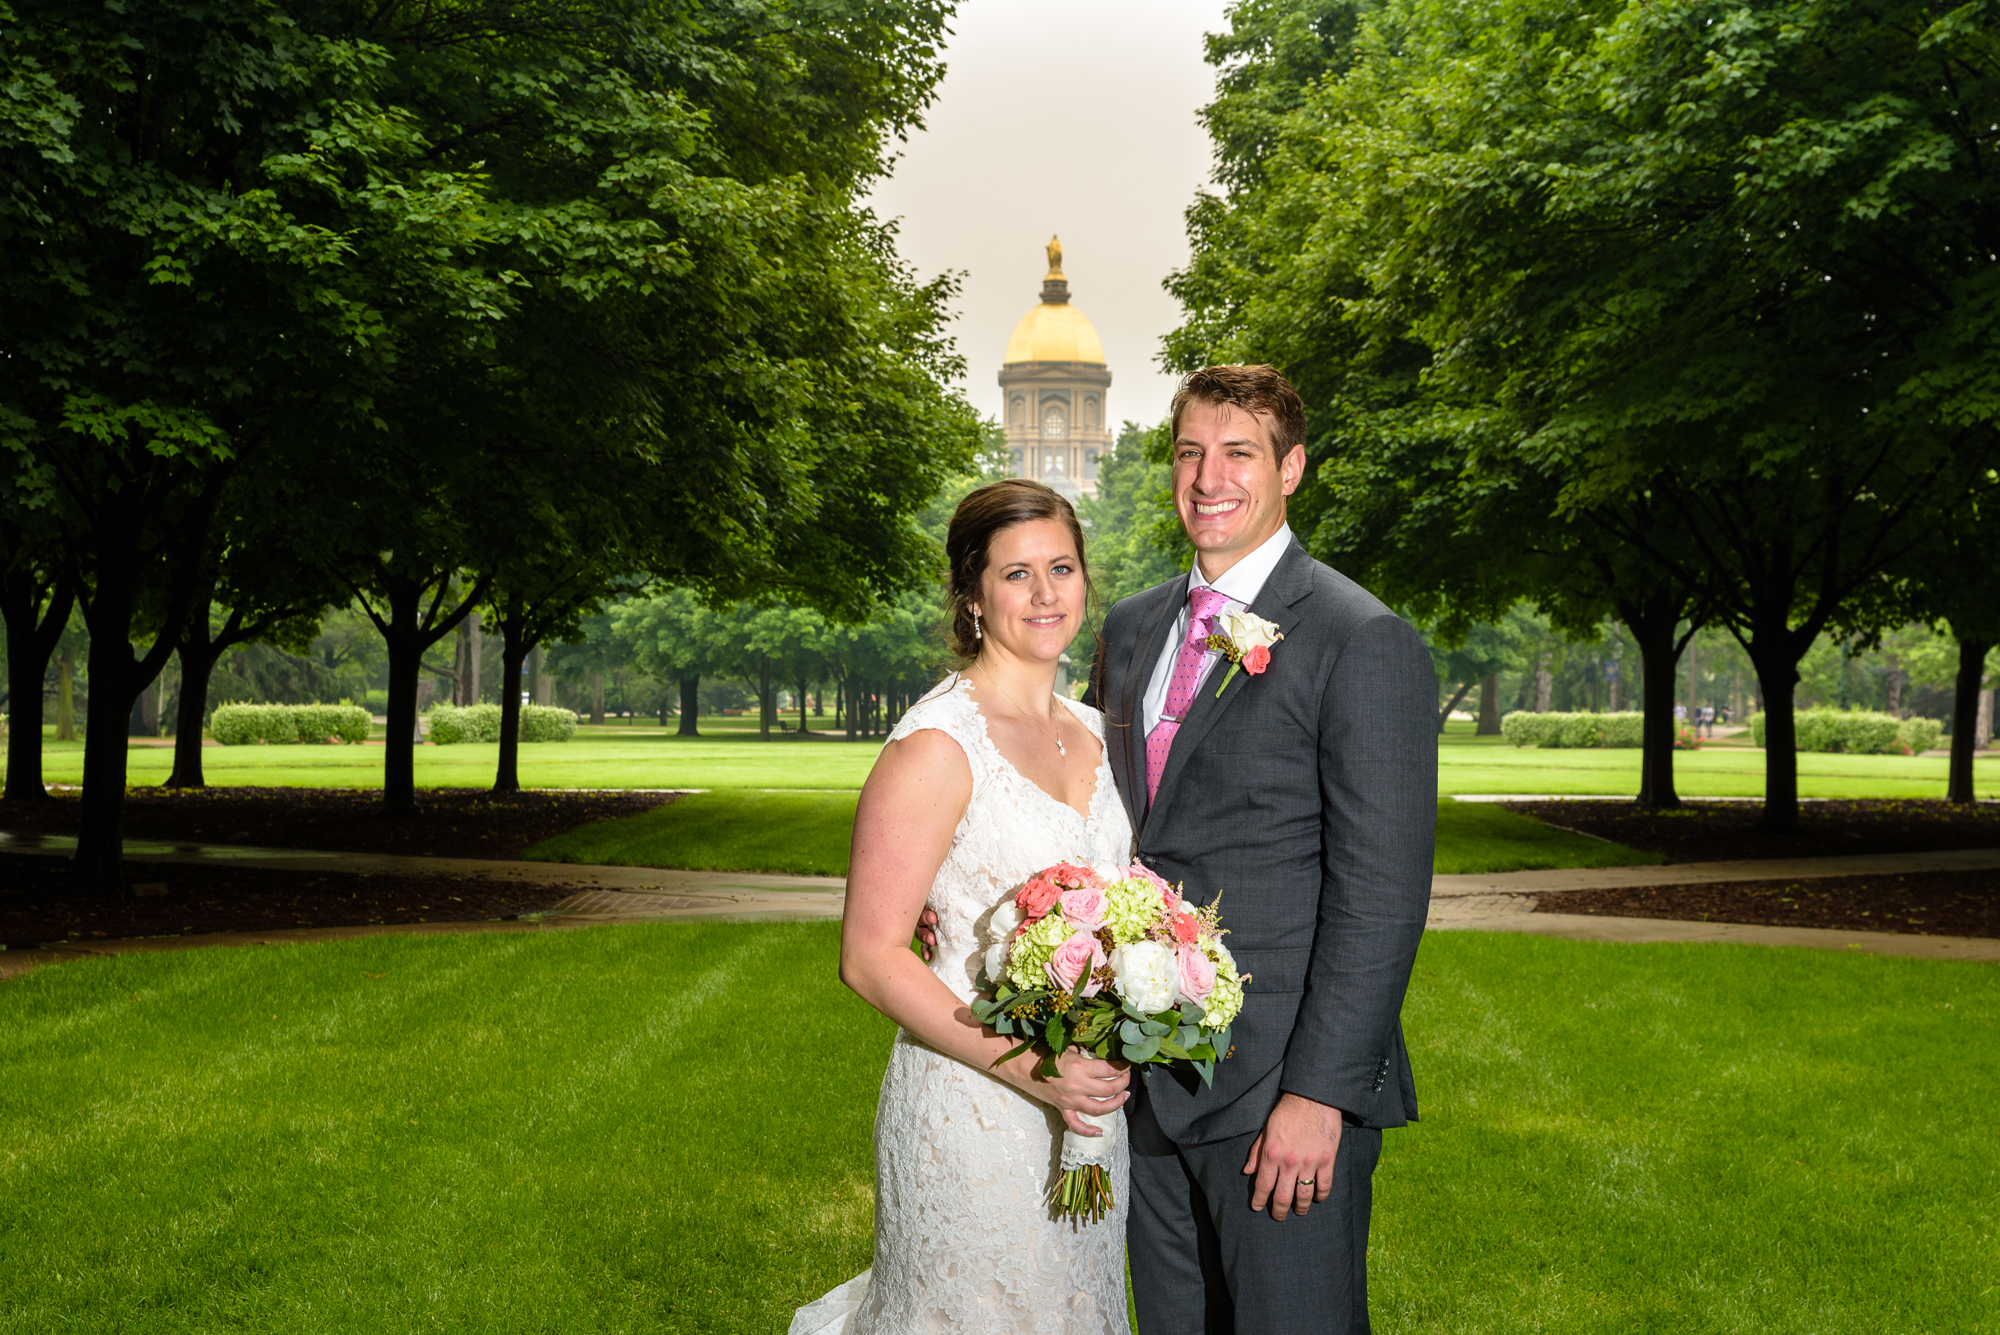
[1045,234,1064,278]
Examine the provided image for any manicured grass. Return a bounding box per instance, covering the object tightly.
[1436,722,2000,799]
[33,728,886,791]
[1431,799,1661,874]
[527,790,860,876]
[0,924,888,1334]
[1377,933,1999,1330]
[526,794,1652,878]
[27,718,2000,799]
[5,927,1992,1332]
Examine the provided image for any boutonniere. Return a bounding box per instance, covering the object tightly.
[1204,610,1285,697]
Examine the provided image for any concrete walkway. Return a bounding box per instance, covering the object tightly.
[5,836,1997,978]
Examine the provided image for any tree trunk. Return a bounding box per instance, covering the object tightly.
[759,654,772,740]
[1435,680,1474,735]
[677,675,700,735]
[73,538,167,891]
[1475,674,1502,735]
[1631,617,1682,810]
[1,571,73,802]
[493,628,532,795]
[1884,653,1904,717]
[165,643,223,789]
[797,677,810,734]
[380,579,427,817]
[1979,689,1994,751]
[589,671,605,727]
[465,609,483,705]
[1948,638,1989,804]
[1749,645,1802,832]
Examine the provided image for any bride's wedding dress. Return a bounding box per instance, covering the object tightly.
[791,674,1136,1335]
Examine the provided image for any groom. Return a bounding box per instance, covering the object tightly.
[1087,364,1435,1333]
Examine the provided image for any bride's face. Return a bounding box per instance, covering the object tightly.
[971,518,1086,665]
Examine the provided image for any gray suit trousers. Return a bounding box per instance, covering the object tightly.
[1127,1077,1381,1335]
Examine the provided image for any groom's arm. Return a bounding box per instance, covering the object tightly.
[1279,609,1437,1122]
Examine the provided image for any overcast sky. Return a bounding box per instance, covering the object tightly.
[867,0,1234,430]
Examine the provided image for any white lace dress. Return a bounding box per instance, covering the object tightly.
[791,674,1137,1335]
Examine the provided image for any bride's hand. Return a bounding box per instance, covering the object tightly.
[1014,1048,1130,1135]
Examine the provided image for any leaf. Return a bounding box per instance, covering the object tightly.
[1122,1034,1161,1063]
[1156,1038,1193,1062]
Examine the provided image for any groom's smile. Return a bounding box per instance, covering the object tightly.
[1172,399,1306,581]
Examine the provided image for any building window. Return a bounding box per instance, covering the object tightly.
[1041,405,1067,439]
[1043,449,1067,476]
[1084,397,1099,429]
[1010,396,1026,428]
[1083,447,1101,481]
[1010,447,1026,475]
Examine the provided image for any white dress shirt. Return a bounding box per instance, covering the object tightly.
[1140,524,1295,735]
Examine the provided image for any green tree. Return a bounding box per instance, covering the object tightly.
[1078,422,1186,608]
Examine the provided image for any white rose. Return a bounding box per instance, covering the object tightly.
[1216,610,1282,650]
[1111,940,1179,1014]
[983,938,1010,987]
[988,897,1023,944]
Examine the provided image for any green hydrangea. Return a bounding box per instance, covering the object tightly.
[1102,877,1163,946]
[1204,951,1245,1029]
[1007,912,1074,991]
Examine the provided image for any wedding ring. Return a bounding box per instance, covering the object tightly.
[1297,1178,1315,1186]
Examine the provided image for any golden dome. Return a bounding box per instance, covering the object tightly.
[1003,235,1106,365]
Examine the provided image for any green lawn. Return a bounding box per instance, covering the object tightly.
[525,793,1652,878]
[527,790,860,876]
[1431,799,1661,874]
[3,926,1991,1332]
[32,726,887,791]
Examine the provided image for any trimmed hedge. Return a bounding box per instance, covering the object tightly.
[1500,711,1644,748]
[425,703,577,745]
[211,703,371,745]
[1749,708,1944,755]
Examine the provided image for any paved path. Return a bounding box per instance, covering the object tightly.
[5,837,1997,978]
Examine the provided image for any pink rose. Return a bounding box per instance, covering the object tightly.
[1048,931,1107,997]
[1122,863,1178,912]
[1175,944,1217,1005]
[1243,643,1271,675]
[1016,873,1062,921]
[1059,885,1107,931]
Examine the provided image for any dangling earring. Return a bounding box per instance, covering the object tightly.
[973,612,983,640]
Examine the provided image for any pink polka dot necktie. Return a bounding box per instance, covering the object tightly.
[1146,586,1232,809]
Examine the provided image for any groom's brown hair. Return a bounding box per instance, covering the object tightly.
[1169,364,1307,457]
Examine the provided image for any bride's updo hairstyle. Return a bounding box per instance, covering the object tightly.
[945,478,1093,660]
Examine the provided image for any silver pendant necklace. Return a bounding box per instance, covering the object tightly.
[971,664,1066,757]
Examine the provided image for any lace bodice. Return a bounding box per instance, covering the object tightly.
[790,674,1136,1335]
[889,673,1133,1004]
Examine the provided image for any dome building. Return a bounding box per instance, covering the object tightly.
[999,237,1111,499]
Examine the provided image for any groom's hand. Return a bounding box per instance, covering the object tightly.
[1243,1092,1342,1220]
[914,907,940,961]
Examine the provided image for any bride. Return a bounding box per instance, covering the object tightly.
[791,479,1136,1335]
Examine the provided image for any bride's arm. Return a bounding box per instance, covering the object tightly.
[840,729,1129,1134]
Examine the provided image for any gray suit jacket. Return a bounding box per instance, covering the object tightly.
[1084,538,1435,1145]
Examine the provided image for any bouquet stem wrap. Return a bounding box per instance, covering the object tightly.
[1055,1111,1120,1223]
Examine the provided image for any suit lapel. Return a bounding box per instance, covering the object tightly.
[1116,574,1188,835]
[1144,540,1316,833]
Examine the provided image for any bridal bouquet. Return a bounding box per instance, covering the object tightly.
[970,861,1248,1223]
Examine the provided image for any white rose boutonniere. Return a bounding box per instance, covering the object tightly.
[1204,610,1285,697]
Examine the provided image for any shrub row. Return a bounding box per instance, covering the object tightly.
[212,703,372,745]
[425,703,578,745]
[1500,711,1645,748]
[1749,708,1943,755]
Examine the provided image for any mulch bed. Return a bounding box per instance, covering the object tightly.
[0,854,586,949]
[1535,870,2000,940]
[0,787,678,860]
[1501,798,2000,863]
[0,788,679,948]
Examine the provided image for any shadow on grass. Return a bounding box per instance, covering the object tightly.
[523,789,860,876]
